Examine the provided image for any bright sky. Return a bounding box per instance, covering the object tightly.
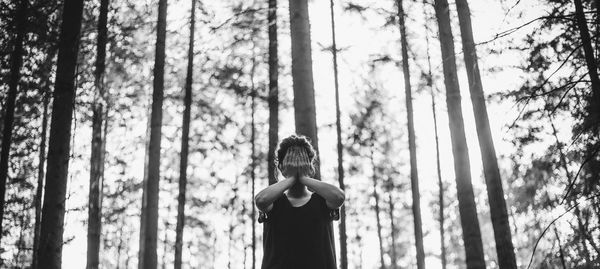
[56,0,561,268]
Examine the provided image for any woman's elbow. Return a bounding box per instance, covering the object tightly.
[333,190,346,207]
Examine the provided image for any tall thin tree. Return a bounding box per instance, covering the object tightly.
[37,0,86,266]
[454,0,517,268]
[422,3,446,267]
[0,0,27,240]
[87,0,110,267]
[138,0,168,268]
[174,0,195,268]
[395,0,426,267]
[288,0,320,177]
[267,0,279,186]
[328,1,348,268]
[370,148,386,269]
[250,42,257,269]
[433,0,486,267]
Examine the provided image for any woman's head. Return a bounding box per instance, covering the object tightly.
[275,134,317,178]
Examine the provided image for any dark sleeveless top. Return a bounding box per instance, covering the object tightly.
[259,193,338,269]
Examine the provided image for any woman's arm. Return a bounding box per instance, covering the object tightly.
[254,176,296,213]
[299,176,345,209]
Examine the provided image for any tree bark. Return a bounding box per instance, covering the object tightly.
[138,0,168,268]
[0,0,27,240]
[574,0,600,133]
[267,0,279,185]
[174,1,195,268]
[37,0,86,267]
[454,1,517,268]
[328,1,348,268]
[370,150,386,269]
[87,0,109,267]
[288,0,320,179]
[433,0,486,268]
[422,3,447,267]
[396,1,426,267]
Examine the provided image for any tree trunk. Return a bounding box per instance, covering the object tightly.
[387,191,397,269]
[32,46,57,269]
[553,226,567,269]
[288,0,320,179]
[433,0,486,268]
[328,1,348,268]
[396,1,426,267]
[454,1,517,268]
[574,0,600,133]
[422,3,447,267]
[174,1,195,268]
[251,49,257,269]
[370,149,386,269]
[267,0,279,185]
[37,0,86,266]
[138,0,168,268]
[0,0,27,240]
[87,0,109,267]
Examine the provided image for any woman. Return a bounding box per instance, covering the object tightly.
[255,134,345,269]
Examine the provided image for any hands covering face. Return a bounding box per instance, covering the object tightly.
[281,146,311,179]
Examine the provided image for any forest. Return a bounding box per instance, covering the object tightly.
[0,0,599,268]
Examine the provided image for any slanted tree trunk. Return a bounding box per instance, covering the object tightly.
[174,1,195,268]
[267,0,279,185]
[288,0,320,178]
[328,1,348,268]
[574,0,600,132]
[32,46,57,269]
[87,0,109,267]
[454,1,517,268]
[369,149,386,269]
[395,1,425,267]
[138,0,168,268]
[37,0,86,266]
[433,0,486,268]
[0,0,27,240]
[422,3,446,267]
[553,226,567,269]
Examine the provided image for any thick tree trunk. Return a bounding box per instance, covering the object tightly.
[288,0,320,178]
[328,1,348,268]
[174,1,195,268]
[422,4,447,267]
[370,150,386,269]
[433,0,486,268]
[454,1,517,268]
[37,0,86,267]
[138,0,168,268]
[574,0,600,133]
[396,1,426,267]
[0,0,27,239]
[87,0,109,267]
[267,0,279,185]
